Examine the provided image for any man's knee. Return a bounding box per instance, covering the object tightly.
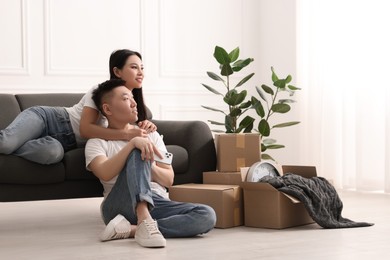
[194,204,217,232]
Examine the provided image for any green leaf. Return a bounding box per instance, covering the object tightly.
[256,86,267,102]
[274,79,286,89]
[265,144,285,150]
[288,85,301,91]
[201,105,226,114]
[239,100,252,109]
[237,116,255,133]
[221,64,233,76]
[272,121,300,128]
[263,138,277,145]
[229,107,242,117]
[251,97,265,118]
[243,124,254,133]
[285,75,292,84]
[234,73,255,88]
[224,90,247,106]
[201,84,223,96]
[232,58,254,72]
[207,72,225,82]
[261,84,274,95]
[208,120,225,126]
[225,115,234,133]
[258,119,270,136]
[278,99,296,104]
[261,153,275,161]
[261,143,267,152]
[271,67,279,82]
[271,103,291,113]
[229,47,240,63]
[214,46,231,65]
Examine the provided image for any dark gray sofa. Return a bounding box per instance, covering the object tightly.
[0,93,217,202]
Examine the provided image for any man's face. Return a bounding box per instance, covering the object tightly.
[106,86,138,123]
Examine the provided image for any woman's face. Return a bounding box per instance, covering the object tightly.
[114,55,144,90]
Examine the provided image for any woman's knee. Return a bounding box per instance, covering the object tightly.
[36,137,64,164]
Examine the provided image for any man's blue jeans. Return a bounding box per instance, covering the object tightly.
[101,150,217,238]
[0,106,76,164]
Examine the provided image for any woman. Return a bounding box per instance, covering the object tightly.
[79,49,156,141]
[0,49,156,165]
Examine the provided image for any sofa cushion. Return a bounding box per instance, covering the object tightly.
[0,155,65,184]
[16,93,83,110]
[166,145,188,174]
[63,148,99,180]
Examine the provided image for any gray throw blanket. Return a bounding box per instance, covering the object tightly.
[260,173,374,228]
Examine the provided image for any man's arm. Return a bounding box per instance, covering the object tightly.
[151,162,174,188]
[88,137,161,182]
[88,141,136,181]
[80,106,148,140]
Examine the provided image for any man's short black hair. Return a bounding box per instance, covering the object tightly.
[92,79,127,113]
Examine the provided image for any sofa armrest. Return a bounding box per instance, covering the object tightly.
[151,120,216,184]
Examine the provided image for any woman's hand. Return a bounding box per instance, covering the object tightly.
[138,120,157,133]
[124,128,148,140]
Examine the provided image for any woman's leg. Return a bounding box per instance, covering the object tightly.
[151,195,217,238]
[13,136,64,164]
[0,106,76,164]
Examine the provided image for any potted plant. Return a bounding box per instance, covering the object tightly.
[202,46,301,165]
[201,46,260,171]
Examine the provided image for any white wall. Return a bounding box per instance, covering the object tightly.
[0,0,299,164]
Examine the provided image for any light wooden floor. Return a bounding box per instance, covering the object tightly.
[0,190,388,260]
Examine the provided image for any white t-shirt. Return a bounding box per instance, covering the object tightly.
[64,85,107,146]
[85,129,169,199]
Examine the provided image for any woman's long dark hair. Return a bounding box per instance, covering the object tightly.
[109,49,147,122]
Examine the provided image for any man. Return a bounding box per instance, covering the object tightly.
[85,79,216,248]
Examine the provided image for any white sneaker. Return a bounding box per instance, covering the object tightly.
[100,214,132,242]
[135,219,166,248]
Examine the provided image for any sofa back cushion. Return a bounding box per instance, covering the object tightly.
[0,94,21,129]
[16,93,84,110]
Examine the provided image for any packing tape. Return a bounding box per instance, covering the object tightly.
[236,158,245,171]
[236,134,245,148]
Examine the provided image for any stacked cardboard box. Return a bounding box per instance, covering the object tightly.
[169,183,243,228]
[215,133,261,172]
[169,132,316,230]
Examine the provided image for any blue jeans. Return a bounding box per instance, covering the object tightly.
[101,150,217,238]
[0,106,76,164]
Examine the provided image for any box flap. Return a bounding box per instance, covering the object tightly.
[242,182,278,192]
[281,192,301,203]
[282,165,317,178]
[172,183,239,191]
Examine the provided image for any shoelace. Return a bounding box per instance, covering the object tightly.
[144,220,161,235]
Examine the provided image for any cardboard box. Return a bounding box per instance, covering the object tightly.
[215,133,261,172]
[242,165,316,229]
[169,183,243,228]
[203,168,248,186]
